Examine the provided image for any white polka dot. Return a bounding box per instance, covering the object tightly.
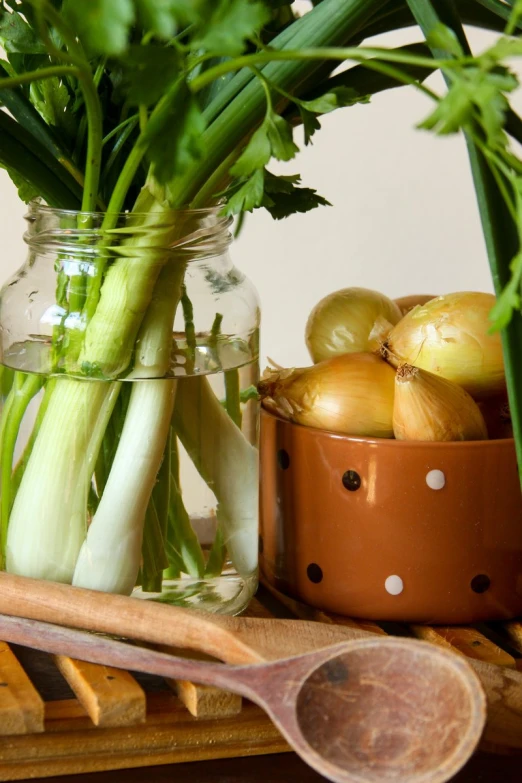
[426,469,445,490]
[385,575,404,595]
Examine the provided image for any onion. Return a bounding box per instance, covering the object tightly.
[394,294,435,316]
[393,364,488,442]
[305,287,402,363]
[259,352,395,437]
[383,292,505,398]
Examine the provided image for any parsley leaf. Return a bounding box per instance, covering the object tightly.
[231,107,298,177]
[223,169,330,218]
[419,66,517,143]
[134,0,178,38]
[297,87,370,145]
[262,170,331,219]
[140,79,206,184]
[116,46,180,106]
[230,125,271,177]
[63,0,135,56]
[300,86,371,115]
[0,8,45,54]
[192,0,271,57]
[299,106,321,146]
[223,169,266,215]
[0,165,38,203]
[265,111,299,161]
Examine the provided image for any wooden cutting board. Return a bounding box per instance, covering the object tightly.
[0,584,520,781]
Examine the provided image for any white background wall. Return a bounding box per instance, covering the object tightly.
[0,20,518,369]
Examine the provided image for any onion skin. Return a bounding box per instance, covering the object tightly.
[393,364,488,442]
[259,352,395,438]
[394,294,436,316]
[306,287,402,363]
[384,292,505,399]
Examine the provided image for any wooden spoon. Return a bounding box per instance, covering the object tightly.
[0,573,518,749]
[0,612,485,783]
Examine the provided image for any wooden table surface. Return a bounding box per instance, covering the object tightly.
[38,751,522,783]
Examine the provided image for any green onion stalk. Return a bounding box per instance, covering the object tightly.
[1,0,522,594]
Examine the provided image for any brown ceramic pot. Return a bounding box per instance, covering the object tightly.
[259,408,522,623]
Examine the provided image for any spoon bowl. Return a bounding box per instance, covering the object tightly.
[286,638,486,783]
[0,615,486,783]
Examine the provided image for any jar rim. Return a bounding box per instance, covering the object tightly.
[27,196,228,221]
[24,198,233,260]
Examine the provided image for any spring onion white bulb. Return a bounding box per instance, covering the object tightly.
[305,287,402,363]
[384,292,505,398]
[73,379,176,594]
[6,380,119,582]
[259,352,395,437]
[393,364,488,441]
[73,262,184,595]
[174,375,258,578]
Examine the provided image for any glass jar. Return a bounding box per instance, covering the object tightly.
[0,200,260,614]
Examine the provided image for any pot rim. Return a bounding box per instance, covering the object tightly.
[260,407,515,450]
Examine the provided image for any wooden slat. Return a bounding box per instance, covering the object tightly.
[410,625,516,667]
[54,656,146,728]
[158,646,242,719]
[0,700,287,781]
[0,641,44,735]
[168,680,242,719]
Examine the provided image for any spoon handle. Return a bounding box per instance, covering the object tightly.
[0,612,257,699]
[0,572,260,664]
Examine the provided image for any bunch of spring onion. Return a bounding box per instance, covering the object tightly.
[0,0,522,593]
[260,288,511,443]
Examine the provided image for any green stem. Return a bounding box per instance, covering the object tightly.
[1,374,43,566]
[11,379,55,498]
[102,117,139,182]
[190,47,452,93]
[0,66,78,90]
[406,0,522,483]
[181,286,197,368]
[141,428,171,592]
[102,115,139,146]
[225,370,241,428]
[168,434,205,578]
[76,144,151,352]
[77,71,104,213]
[103,144,149,220]
[205,526,227,578]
